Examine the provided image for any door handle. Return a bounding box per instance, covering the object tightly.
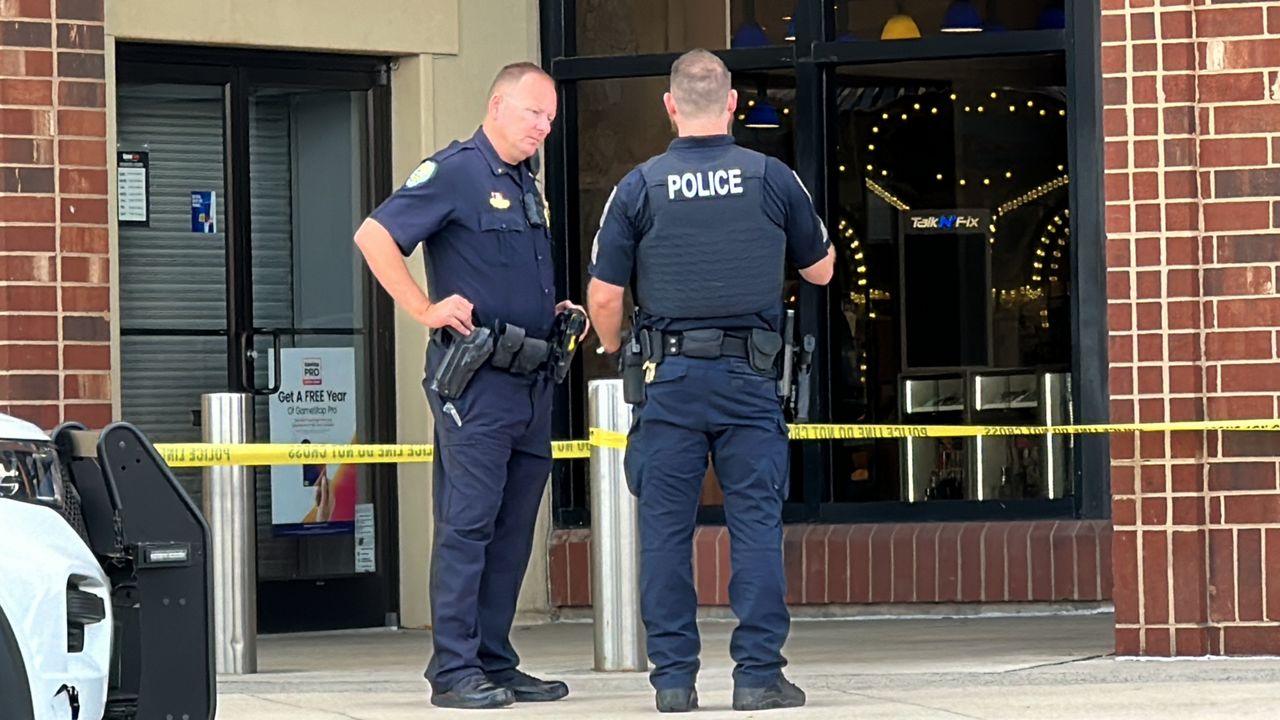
[240,328,283,396]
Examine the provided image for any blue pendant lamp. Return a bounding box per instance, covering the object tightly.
[742,77,781,130]
[744,103,782,128]
[732,0,770,48]
[941,0,983,32]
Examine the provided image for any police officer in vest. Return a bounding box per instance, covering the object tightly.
[354,63,585,710]
[587,49,835,713]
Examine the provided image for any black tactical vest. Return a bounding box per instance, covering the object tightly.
[635,143,786,323]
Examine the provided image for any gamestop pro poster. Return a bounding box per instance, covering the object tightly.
[268,348,358,536]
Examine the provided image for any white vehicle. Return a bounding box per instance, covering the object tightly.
[0,413,214,720]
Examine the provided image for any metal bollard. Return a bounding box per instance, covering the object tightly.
[201,392,258,675]
[588,379,647,672]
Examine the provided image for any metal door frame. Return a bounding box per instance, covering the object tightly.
[116,44,400,632]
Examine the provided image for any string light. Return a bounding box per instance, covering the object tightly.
[865,178,909,210]
[996,175,1069,216]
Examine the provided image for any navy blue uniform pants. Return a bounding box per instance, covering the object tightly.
[624,355,791,691]
[422,364,553,693]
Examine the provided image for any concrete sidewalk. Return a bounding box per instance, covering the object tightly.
[217,612,1280,719]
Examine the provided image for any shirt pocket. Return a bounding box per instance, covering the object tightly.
[478,211,519,266]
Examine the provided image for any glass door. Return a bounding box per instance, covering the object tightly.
[116,48,396,634]
[238,71,397,632]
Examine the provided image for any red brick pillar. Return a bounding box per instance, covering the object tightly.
[1104,0,1280,656]
[2,0,111,430]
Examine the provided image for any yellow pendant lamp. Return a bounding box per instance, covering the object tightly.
[881,1,922,40]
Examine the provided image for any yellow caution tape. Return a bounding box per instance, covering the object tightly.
[154,419,1280,468]
[553,440,593,459]
[156,440,592,468]
[156,443,434,468]
[589,427,629,450]
[786,419,1280,440]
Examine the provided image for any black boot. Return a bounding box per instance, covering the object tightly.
[732,676,806,711]
[656,687,698,713]
[486,669,569,702]
[430,675,515,709]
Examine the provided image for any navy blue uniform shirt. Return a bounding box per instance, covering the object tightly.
[588,135,830,332]
[370,127,557,338]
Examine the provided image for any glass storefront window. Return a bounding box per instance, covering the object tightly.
[576,0,798,56]
[828,53,1073,505]
[838,0,1067,40]
[548,0,1100,526]
[572,0,1067,57]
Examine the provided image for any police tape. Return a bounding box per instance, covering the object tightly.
[155,440,592,468]
[785,419,1280,440]
[153,419,1280,468]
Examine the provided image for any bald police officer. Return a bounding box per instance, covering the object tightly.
[354,62,583,710]
[587,50,835,713]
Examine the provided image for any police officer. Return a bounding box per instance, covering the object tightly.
[586,49,834,713]
[354,62,585,710]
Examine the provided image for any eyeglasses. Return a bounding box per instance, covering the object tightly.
[523,191,545,228]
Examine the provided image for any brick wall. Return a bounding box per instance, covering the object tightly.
[1104,0,1280,656]
[550,521,1113,608]
[1,0,111,430]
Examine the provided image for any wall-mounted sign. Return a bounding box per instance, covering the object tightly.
[117,151,149,226]
[906,209,991,234]
[191,190,216,233]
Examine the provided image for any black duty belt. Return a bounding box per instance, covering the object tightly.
[659,331,750,360]
[430,310,588,401]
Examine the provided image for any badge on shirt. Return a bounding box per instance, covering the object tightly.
[404,160,437,188]
[489,191,511,210]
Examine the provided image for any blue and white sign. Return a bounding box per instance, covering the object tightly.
[191,190,216,233]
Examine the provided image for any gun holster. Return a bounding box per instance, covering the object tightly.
[430,326,495,400]
[620,329,657,405]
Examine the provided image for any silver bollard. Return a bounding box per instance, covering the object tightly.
[588,379,647,672]
[201,392,258,675]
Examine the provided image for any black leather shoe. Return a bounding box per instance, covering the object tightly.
[732,676,806,711]
[487,669,569,702]
[430,675,515,709]
[656,687,698,713]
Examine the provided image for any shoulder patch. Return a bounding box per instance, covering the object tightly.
[404,159,437,188]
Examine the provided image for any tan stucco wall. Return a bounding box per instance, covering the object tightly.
[398,0,551,630]
[106,0,549,632]
[106,0,458,56]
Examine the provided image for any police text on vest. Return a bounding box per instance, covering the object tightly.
[667,169,743,200]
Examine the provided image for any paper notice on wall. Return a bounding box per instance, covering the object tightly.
[191,190,216,233]
[355,503,376,573]
[117,151,149,225]
[268,347,358,536]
